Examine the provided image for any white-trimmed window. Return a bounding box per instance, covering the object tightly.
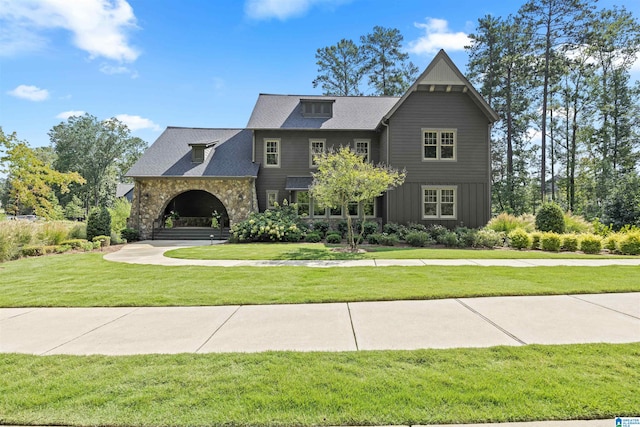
[422,186,457,219]
[264,139,280,167]
[422,129,456,160]
[296,191,310,216]
[355,139,370,162]
[309,139,325,167]
[266,190,278,209]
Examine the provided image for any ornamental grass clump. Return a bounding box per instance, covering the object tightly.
[486,212,535,233]
[507,228,531,250]
[579,234,602,254]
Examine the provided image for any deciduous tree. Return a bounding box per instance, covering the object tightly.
[0,128,85,218]
[310,147,405,251]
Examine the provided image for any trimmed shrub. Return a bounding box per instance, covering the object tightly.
[541,232,562,252]
[561,234,579,252]
[55,245,72,254]
[376,233,399,246]
[579,234,602,254]
[407,223,428,233]
[311,220,330,237]
[305,232,322,243]
[476,229,504,248]
[21,245,49,257]
[619,232,640,255]
[383,222,408,239]
[367,233,381,245]
[284,230,303,242]
[121,228,140,242]
[61,239,87,249]
[455,227,478,248]
[535,202,566,233]
[437,231,459,248]
[81,241,95,251]
[428,224,449,241]
[603,234,620,252]
[530,232,542,250]
[86,207,112,241]
[405,231,433,247]
[92,235,111,247]
[326,233,342,244]
[359,221,379,238]
[336,220,349,238]
[508,228,531,250]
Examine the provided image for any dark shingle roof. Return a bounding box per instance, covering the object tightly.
[285,176,313,190]
[246,94,400,130]
[126,127,259,178]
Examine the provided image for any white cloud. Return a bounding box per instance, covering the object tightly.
[245,0,349,21]
[100,63,138,78]
[56,110,86,119]
[0,0,139,62]
[408,18,471,55]
[114,114,161,131]
[7,84,49,101]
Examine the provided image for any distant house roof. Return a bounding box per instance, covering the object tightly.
[247,94,400,130]
[126,127,259,178]
[116,183,134,198]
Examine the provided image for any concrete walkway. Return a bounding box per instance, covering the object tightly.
[104,240,640,267]
[2,293,638,355]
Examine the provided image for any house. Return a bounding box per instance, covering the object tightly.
[116,183,134,202]
[127,50,498,239]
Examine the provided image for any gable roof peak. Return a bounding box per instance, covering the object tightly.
[383,49,499,123]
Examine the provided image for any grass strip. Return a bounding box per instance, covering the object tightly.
[165,242,637,260]
[1,343,639,426]
[0,253,639,307]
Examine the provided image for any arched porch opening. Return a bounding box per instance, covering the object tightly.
[163,190,229,228]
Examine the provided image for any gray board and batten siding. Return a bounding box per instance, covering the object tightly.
[384,90,493,228]
[253,129,380,211]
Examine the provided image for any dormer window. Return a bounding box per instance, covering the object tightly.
[301,99,334,118]
[189,141,217,163]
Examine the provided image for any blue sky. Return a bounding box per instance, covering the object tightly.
[1,0,638,149]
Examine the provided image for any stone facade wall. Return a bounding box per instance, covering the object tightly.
[129,177,257,240]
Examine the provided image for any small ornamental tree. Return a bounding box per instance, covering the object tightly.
[86,206,112,241]
[310,147,405,251]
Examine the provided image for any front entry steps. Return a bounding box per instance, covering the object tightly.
[153,227,230,240]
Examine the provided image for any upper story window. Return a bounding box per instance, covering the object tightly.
[355,139,370,162]
[301,99,334,118]
[422,129,456,161]
[264,138,280,167]
[309,139,325,167]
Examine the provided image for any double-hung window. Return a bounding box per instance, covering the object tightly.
[422,129,456,160]
[266,190,278,209]
[309,139,325,167]
[264,139,280,167]
[422,186,457,219]
[355,139,370,162]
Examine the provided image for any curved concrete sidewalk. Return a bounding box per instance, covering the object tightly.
[103,240,640,267]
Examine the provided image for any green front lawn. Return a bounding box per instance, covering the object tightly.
[1,253,639,307]
[2,343,638,426]
[165,242,635,260]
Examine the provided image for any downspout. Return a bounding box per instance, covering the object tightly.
[380,118,390,223]
[487,122,493,222]
[251,131,256,163]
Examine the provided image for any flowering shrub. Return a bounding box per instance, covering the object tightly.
[508,228,531,250]
[230,203,305,243]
